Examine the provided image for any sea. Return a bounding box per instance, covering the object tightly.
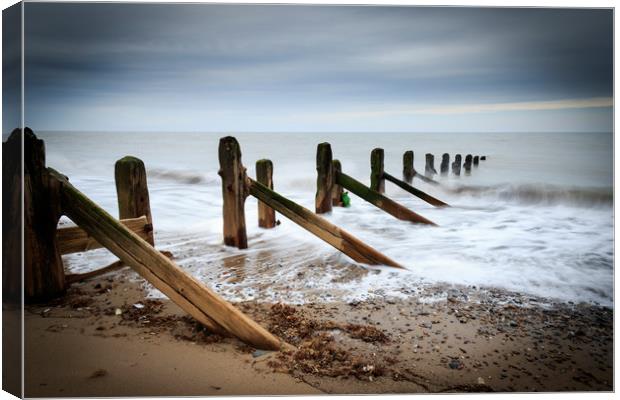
[36,131,614,307]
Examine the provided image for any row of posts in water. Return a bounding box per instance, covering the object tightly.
[421,152,487,177]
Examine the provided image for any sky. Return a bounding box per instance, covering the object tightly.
[16,3,614,133]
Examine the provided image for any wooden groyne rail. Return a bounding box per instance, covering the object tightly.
[218,137,402,268]
[9,128,286,351]
[315,143,437,226]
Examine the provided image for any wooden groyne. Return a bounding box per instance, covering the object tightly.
[219,137,402,268]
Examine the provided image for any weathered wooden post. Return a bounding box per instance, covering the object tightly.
[256,159,276,228]
[464,154,473,174]
[425,153,437,177]
[115,156,154,245]
[440,153,450,175]
[21,128,66,301]
[452,154,462,176]
[218,136,248,249]
[331,159,344,206]
[473,155,480,166]
[481,156,487,161]
[403,151,414,183]
[315,142,333,214]
[370,148,385,193]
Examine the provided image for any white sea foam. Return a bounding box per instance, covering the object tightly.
[46,131,613,307]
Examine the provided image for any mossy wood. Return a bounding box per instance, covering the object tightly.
[315,142,333,214]
[22,128,66,301]
[256,159,276,228]
[115,156,154,245]
[218,137,248,249]
[403,151,414,183]
[247,177,402,268]
[50,169,284,350]
[335,171,437,226]
[57,216,150,254]
[383,172,448,208]
[331,160,344,206]
[370,148,385,193]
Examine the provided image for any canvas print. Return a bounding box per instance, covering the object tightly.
[2,2,613,397]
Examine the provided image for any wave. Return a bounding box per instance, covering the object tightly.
[446,183,613,207]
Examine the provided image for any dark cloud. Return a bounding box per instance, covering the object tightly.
[21,4,613,132]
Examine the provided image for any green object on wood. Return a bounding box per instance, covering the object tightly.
[342,192,351,207]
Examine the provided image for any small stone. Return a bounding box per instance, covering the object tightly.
[477,377,485,385]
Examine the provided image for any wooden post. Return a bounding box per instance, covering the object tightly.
[218,137,248,249]
[370,148,385,193]
[22,128,66,301]
[464,154,473,174]
[481,156,487,161]
[452,154,462,176]
[383,172,448,207]
[425,153,437,177]
[3,128,22,303]
[403,151,414,183]
[115,156,154,245]
[49,168,284,350]
[440,153,450,175]
[336,171,436,226]
[315,142,333,214]
[256,159,276,228]
[331,160,344,206]
[473,155,480,166]
[247,178,402,268]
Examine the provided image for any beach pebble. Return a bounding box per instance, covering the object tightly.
[477,377,486,385]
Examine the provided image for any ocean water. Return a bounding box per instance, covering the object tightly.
[39,131,614,306]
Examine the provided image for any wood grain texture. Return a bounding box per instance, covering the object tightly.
[115,156,154,245]
[57,216,150,254]
[218,137,248,249]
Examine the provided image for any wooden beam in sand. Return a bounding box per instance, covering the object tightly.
[370,148,385,194]
[247,177,402,268]
[49,168,283,350]
[256,159,276,228]
[218,137,249,249]
[383,172,449,208]
[335,170,437,226]
[57,216,151,255]
[115,156,154,245]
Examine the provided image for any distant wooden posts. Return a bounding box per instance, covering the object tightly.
[481,156,487,161]
[218,137,249,249]
[402,151,414,183]
[115,156,154,245]
[425,153,437,177]
[440,153,450,175]
[315,143,333,214]
[464,154,473,174]
[256,159,276,228]
[248,178,402,267]
[452,154,462,176]
[383,172,448,207]
[21,128,66,302]
[370,148,385,194]
[331,160,344,207]
[473,156,480,166]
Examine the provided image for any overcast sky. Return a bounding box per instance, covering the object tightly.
[21,4,613,133]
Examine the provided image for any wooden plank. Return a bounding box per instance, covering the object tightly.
[383,172,449,208]
[57,216,150,255]
[336,171,437,226]
[49,168,283,350]
[247,177,402,268]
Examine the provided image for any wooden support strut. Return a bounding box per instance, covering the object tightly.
[49,169,283,350]
[247,177,402,268]
[335,170,437,226]
[256,159,276,228]
[383,172,449,208]
[57,216,151,255]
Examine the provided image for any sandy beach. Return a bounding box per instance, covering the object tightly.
[24,266,612,396]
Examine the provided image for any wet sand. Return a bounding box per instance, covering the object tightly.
[24,267,612,396]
